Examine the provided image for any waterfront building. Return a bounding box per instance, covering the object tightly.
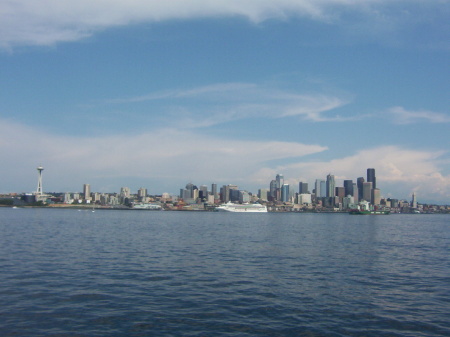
[120,187,131,198]
[367,168,376,189]
[258,188,268,201]
[220,185,230,203]
[239,190,250,203]
[326,174,335,198]
[362,182,372,202]
[343,196,354,210]
[63,193,71,204]
[297,193,312,205]
[230,189,240,202]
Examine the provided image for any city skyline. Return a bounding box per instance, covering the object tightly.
[10,165,442,207]
[1,1,449,204]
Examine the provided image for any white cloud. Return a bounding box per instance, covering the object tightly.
[1,118,448,203]
[252,145,450,203]
[0,118,327,193]
[389,106,450,124]
[107,82,354,127]
[1,0,446,48]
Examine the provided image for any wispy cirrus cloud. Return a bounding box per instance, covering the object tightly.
[106,82,356,128]
[1,0,448,49]
[388,106,450,124]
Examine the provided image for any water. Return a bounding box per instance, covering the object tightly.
[1,208,449,336]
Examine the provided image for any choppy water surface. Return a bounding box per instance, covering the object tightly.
[1,208,449,336]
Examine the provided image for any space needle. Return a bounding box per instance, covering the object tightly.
[36,165,44,196]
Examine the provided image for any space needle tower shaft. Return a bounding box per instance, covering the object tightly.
[37,165,44,196]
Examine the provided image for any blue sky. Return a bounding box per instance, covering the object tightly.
[1,0,449,204]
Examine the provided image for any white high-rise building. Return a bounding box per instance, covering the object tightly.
[411,192,417,208]
[83,184,91,201]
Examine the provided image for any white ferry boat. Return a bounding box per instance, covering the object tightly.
[131,203,162,210]
[216,202,267,213]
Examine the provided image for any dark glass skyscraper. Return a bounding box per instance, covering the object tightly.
[357,177,365,200]
[299,182,309,194]
[367,168,376,189]
[343,180,353,197]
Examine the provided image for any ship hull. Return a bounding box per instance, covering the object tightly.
[216,203,267,213]
[349,210,390,215]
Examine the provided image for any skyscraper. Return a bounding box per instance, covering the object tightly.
[326,174,335,197]
[269,180,277,201]
[357,177,365,200]
[211,183,217,199]
[411,192,417,208]
[343,180,353,197]
[299,182,309,194]
[367,168,376,189]
[315,179,325,198]
[276,174,284,201]
[362,182,372,203]
[281,184,290,202]
[372,188,381,205]
[83,184,91,200]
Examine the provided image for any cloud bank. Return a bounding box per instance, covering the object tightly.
[1,0,447,49]
[1,118,448,203]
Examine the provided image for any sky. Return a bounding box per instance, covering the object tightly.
[1,0,449,204]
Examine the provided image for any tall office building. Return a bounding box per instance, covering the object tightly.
[352,183,359,202]
[343,180,353,197]
[411,192,417,208]
[357,177,365,200]
[120,187,131,198]
[320,180,326,198]
[138,187,147,200]
[211,183,217,199]
[299,182,309,194]
[276,174,284,201]
[315,179,325,198]
[362,182,372,203]
[269,179,277,201]
[326,174,335,198]
[367,168,376,189]
[258,189,269,201]
[83,184,91,200]
[281,184,290,202]
[372,188,381,205]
